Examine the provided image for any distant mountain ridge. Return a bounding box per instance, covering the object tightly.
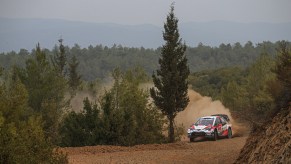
[0,17,291,52]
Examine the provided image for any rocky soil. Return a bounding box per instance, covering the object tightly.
[235,107,291,163]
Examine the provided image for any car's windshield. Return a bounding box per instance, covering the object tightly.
[195,118,214,126]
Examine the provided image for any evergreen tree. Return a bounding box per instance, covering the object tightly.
[100,68,128,145]
[53,39,67,75]
[60,97,100,147]
[222,80,244,110]
[82,97,100,145]
[59,110,86,147]
[0,70,67,163]
[0,67,3,76]
[150,4,189,142]
[68,55,82,94]
[272,41,291,113]
[246,52,275,121]
[99,68,165,146]
[17,44,67,142]
[99,91,114,144]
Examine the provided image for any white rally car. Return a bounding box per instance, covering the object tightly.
[187,115,232,142]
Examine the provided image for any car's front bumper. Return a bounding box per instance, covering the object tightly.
[188,131,214,139]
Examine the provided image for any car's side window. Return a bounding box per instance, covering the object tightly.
[215,117,221,125]
[219,118,222,124]
[221,117,226,125]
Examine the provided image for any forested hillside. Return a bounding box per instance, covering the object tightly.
[0,41,284,81]
[1,40,290,163]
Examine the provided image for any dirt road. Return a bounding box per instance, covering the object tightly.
[61,136,247,164]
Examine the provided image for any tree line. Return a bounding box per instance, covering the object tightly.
[0,41,283,81]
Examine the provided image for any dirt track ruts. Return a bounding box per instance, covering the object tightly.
[61,136,247,164]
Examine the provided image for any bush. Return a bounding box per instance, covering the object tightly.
[0,115,67,164]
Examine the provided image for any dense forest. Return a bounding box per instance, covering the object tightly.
[0,41,283,81]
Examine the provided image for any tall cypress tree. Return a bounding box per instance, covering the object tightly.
[150,4,190,143]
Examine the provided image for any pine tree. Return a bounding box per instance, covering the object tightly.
[98,68,165,146]
[17,44,67,142]
[60,97,100,147]
[53,39,67,75]
[68,55,81,94]
[272,41,291,112]
[0,67,3,76]
[150,4,190,143]
[0,69,67,163]
[246,52,275,120]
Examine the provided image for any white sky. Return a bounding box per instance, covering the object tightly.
[0,0,291,26]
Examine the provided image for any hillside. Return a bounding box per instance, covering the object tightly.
[235,107,291,163]
[1,17,291,52]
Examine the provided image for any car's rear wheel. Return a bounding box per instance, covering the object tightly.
[227,128,232,139]
[212,130,218,141]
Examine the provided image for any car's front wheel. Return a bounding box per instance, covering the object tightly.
[190,137,195,142]
[227,128,232,139]
[212,130,218,141]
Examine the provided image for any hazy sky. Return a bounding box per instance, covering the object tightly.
[0,0,291,26]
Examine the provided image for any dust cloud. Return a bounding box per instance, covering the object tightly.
[69,91,94,112]
[69,82,247,137]
[175,89,247,137]
[69,80,114,112]
[138,84,247,137]
[175,89,233,127]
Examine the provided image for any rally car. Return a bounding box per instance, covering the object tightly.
[187,115,232,142]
